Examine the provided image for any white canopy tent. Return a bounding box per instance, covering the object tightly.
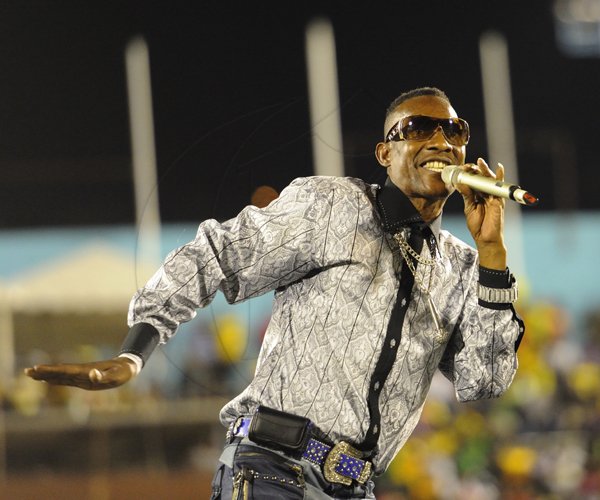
[7,244,156,314]
[1,244,157,381]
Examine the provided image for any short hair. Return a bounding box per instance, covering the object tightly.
[385,87,451,119]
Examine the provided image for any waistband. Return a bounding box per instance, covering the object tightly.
[227,414,373,487]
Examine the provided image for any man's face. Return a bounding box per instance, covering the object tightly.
[377,95,466,201]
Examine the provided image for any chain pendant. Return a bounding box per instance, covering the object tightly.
[394,229,447,344]
[394,231,434,296]
[427,294,447,344]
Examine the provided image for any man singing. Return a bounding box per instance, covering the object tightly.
[27,87,524,498]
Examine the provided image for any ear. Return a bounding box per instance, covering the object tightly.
[375,141,391,168]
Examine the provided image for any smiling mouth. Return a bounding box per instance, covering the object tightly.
[421,160,450,172]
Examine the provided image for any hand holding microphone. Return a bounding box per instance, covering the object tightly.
[441,164,538,206]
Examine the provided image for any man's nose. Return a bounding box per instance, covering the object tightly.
[427,126,452,150]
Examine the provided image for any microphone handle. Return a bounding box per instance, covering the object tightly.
[441,166,538,206]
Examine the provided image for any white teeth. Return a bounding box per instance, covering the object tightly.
[423,161,447,172]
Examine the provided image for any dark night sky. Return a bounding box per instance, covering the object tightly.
[1,1,598,228]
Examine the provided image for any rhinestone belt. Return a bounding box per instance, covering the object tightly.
[229,416,373,486]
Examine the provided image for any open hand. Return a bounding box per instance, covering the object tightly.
[25,357,137,391]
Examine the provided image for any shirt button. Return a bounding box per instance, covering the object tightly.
[374,381,380,391]
[390,339,397,348]
[372,425,379,434]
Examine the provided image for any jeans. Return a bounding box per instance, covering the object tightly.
[209,438,376,499]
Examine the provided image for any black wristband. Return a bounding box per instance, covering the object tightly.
[119,323,160,367]
[478,266,511,289]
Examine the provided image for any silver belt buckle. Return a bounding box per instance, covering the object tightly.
[323,441,372,486]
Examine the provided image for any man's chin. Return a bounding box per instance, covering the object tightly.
[421,177,454,199]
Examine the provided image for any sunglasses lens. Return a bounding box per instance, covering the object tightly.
[443,119,469,146]
[403,116,438,141]
[401,116,469,146]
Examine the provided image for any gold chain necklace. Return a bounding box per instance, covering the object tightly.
[393,230,435,295]
[395,230,437,266]
[394,230,446,343]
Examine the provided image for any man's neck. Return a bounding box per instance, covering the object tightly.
[406,196,446,223]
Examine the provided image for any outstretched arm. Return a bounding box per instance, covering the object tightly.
[24,178,329,391]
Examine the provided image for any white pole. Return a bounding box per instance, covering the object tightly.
[305,18,345,177]
[479,31,526,279]
[125,37,162,281]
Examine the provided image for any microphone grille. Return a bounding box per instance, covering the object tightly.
[441,165,459,184]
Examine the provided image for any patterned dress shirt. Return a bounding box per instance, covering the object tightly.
[128,175,524,473]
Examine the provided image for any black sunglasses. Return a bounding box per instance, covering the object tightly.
[385,115,470,147]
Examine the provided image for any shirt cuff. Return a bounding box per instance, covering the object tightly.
[118,353,143,376]
[477,266,517,310]
[478,266,511,288]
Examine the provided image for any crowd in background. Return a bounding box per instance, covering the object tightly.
[3,295,600,499]
[376,300,600,499]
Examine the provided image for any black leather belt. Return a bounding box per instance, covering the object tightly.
[227,414,373,486]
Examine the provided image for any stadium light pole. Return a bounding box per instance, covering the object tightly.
[305,18,345,177]
[125,37,162,282]
[479,31,526,279]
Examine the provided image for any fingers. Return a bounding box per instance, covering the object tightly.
[496,162,505,182]
[464,158,501,177]
[475,157,494,178]
[475,158,505,181]
[25,363,95,389]
[464,158,494,181]
[458,158,505,203]
[25,363,84,381]
[24,360,132,391]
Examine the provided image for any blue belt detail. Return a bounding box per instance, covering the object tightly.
[228,416,372,486]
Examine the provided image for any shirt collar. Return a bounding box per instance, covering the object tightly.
[376,177,442,243]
